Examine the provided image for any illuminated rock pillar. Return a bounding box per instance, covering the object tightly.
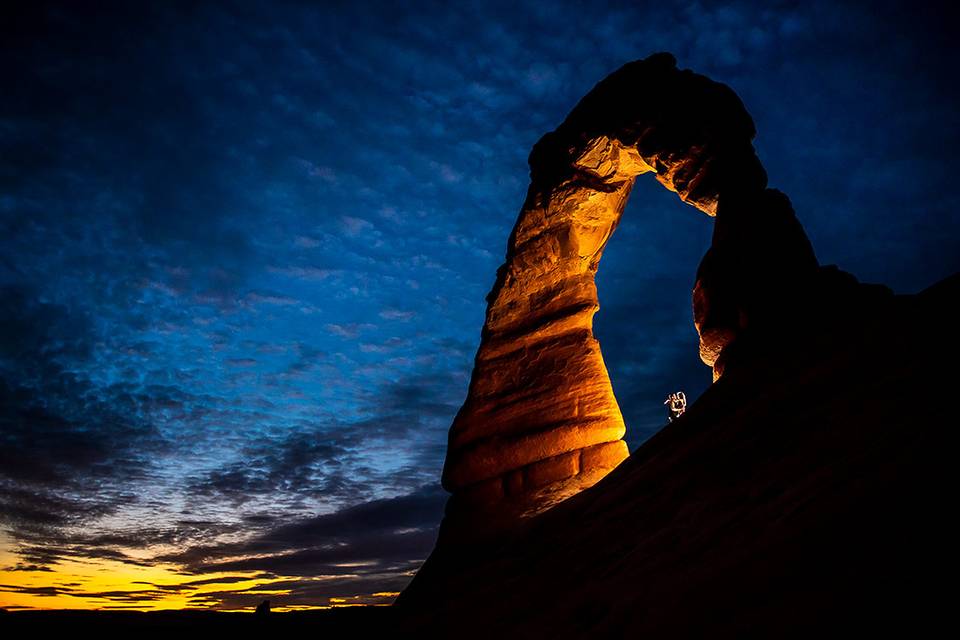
[442,140,649,518]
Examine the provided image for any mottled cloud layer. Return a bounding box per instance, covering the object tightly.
[1,0,958,609]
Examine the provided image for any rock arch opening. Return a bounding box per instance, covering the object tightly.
[593,175,713,449]
[438,53,819,536]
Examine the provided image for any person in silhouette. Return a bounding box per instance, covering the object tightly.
[665,391,687,422]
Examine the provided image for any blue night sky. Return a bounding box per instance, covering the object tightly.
[1,0,958,610]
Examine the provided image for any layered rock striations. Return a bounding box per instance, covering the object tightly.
[442,52,818,531]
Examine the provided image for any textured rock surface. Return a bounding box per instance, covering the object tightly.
[442,52,818,527]
[398,274,958,636]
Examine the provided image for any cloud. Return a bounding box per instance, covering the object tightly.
[268,265,341,280]
[0,286,168,540]
[293,235,321,248]
[164,483,445,577]
[243,292,300,306]
[341,216,374,236]
[225,358,258,367]
[379,308,416,321]
[4,563,53,573]
[185,435,352,505]
[359,337,410,353]
[324,323,375,339]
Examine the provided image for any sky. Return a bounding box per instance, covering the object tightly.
[1,0,958,612]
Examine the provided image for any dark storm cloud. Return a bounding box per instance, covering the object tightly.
[0,483,120,531]
[0,584,75,598]
[0,572,276,602]
[4,564,54,573]
[2,514,252,575]
[189,578,407,609]
[186,529,436,576]
[185,367,461,509]
[0,285,168,540]
[186,435,351,503]
[0,582,173,603]
[151,484,445,606]
[1,4,261,274]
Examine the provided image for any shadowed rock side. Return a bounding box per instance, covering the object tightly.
[441,52,817,534]
[399,52,958,634]
[398,273,958,636]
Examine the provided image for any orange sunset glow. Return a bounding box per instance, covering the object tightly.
[0,539,401,611]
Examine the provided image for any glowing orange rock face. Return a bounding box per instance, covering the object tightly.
[441,52,813,524]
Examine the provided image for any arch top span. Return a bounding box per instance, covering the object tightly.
[439,52,817,536]
[527,52,767,216]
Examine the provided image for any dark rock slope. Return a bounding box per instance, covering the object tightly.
[397,272,958,637]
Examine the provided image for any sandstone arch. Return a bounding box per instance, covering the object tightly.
[441,53,818,529]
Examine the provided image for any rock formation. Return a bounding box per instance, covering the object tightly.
[442,52,819,531]
[396,274,956,637]
[397,51,957,637]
